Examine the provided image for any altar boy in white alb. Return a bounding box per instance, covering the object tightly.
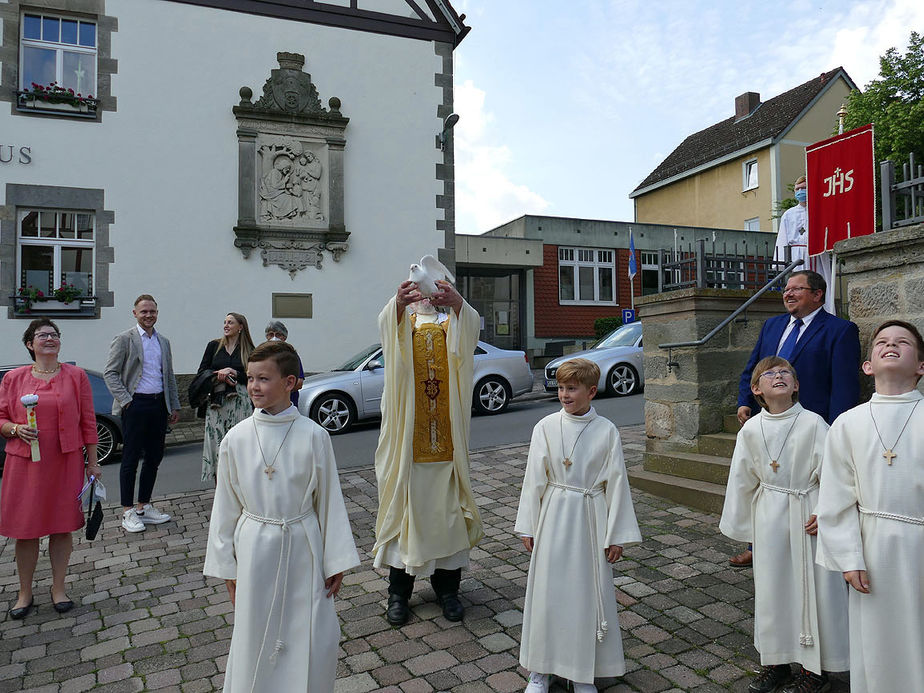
[720,356,848,693]
[204,341,359,693]
[816,320,924,693]
[515,358,641,693]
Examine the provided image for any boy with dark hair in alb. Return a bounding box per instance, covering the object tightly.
[204,341,359,692]
[816,320,924,693]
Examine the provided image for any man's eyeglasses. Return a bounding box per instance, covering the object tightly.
[759,369,793,380]
[33,332,61,341]
[783,286,816,295]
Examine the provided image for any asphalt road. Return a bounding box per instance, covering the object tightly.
[114,392,645,497]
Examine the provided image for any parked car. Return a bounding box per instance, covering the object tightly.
[298,341,534,434]
[544,321,644,396]
[0,365,122,473]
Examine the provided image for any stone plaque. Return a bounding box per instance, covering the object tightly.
[233,52,349,276]
[272,292,313,319]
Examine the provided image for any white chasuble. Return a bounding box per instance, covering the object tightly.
[372,297,484,575]
[514,409,641,684]
[816,391,924,693]
[203,409,359,693]
[719,404,848,674]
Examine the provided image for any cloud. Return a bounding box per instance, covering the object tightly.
[454,80,549,235]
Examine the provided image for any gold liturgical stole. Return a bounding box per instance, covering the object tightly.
[411,320,454,463]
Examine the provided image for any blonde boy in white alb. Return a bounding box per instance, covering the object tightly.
[816,320,924,693]
[720,356,848,693]
[515,358,641,692]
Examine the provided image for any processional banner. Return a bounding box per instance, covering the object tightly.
[805,124,875,255]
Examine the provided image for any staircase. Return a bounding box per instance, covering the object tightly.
[628,415,741,514]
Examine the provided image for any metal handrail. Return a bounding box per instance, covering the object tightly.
[658,259,803,371]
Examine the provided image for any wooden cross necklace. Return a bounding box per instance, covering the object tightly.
[869,399,920,466]
[560,412,595,468]
[253,419,296,479]
[759,409,801,473]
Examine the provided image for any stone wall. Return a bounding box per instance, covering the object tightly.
[836,222,924,396]
[638,288,781,453]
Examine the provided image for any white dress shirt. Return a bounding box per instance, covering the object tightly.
[775,305,823,355]
[135,325,164,394]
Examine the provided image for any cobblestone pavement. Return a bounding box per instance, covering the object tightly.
[0,424,849,692]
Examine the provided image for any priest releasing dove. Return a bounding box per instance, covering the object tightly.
[372,256,484,626]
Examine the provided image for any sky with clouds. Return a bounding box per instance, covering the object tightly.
[451,0,924,235]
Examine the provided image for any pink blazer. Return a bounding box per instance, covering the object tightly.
[0,363,98,457]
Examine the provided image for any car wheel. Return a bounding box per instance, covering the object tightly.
[473,377,510,415]
[606,364,640,396]
[311,393,356,434]
[96,417,120,465]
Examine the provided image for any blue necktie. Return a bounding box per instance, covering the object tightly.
[777,318,804,361]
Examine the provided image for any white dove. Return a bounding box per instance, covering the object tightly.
[408,254,455,297]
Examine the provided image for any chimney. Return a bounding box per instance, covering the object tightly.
[735,91,760,121]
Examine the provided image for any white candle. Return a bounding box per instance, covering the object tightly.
[20,394,40,462]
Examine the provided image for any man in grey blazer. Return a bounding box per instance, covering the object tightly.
[104,294,181,533]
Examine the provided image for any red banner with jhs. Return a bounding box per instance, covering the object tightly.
[806,124,875,255]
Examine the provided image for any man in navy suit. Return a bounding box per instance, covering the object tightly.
[729,270,860,566]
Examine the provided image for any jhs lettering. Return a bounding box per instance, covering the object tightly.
[822,167,853,197]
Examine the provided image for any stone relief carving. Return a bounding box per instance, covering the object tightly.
[233,52,348,276]
[258,139,325,225]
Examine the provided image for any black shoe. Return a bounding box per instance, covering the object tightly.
[437,592,464,622]
[780,669,830,693]
[8,597,35,620]
[748,665,792,693]
[51,591,74,614]
[386,594,410,626]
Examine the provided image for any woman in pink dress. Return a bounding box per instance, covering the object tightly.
[0,318,102,619]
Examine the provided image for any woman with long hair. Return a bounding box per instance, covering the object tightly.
[198,312,255,481]
[0,319,101,619]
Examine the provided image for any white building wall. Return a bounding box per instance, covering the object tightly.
[1,0,446,373]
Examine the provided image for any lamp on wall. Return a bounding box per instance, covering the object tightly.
[440,113,460,151]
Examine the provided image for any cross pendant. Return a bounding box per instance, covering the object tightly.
[563,458,572,468]
[769,460,779,472]
[264,465,276,479]
[882,449,896,466]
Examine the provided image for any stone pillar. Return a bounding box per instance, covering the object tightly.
[638,287,782,454]
[835,222,924,395]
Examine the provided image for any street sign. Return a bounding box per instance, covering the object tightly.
[622,308,636,324]
[806,123,875,255]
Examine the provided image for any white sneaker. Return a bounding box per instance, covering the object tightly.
[121,508,146,533]
[572,683,597,693]
[137,504,171,525]
[525,672,550,693]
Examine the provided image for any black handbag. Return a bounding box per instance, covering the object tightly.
[85,480,104,541]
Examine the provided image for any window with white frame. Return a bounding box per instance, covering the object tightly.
[20,13,97,97]
[742,158,758,191]
[744,217,761,232]
[18,209,95,297]
[640,250,660,296]
[558,247,615,304]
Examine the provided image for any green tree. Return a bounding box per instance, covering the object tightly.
[844,31,924,177]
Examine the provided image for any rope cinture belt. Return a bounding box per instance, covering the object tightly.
[759,480,818,647]
[547,481,609,642]
[241,508,316,693]
[857,505,924,526]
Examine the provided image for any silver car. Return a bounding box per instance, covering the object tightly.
[298,341,534,434]
[544,321,644,396]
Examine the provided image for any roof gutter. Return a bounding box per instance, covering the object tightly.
[431,0,471,44]
[629,137,773,198]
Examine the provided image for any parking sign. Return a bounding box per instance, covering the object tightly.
[622,308,636,324]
